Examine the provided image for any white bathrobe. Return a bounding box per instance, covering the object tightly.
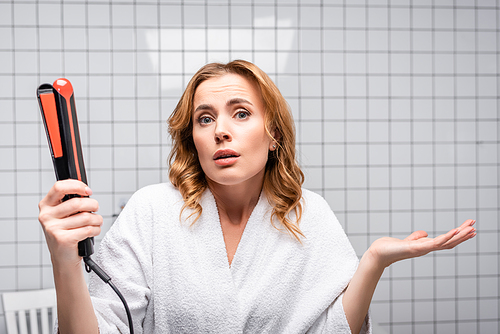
[86,183,370,333]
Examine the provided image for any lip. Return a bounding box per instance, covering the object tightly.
[213,149,240,160]
[213,149,240,166]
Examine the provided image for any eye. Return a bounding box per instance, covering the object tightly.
[235,110,249,120]
[198,116,213,125]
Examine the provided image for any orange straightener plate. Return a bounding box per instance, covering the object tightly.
[39,91,63,159]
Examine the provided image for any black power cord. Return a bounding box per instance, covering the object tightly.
[83,256,134,334]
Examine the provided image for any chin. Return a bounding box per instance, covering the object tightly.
[207,176,251,187]
[205,170,266,189]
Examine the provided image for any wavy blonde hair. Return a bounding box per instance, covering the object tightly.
[168,60,305,240]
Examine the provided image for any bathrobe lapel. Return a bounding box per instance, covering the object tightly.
[228,192,273,286]
[189,190,242,329]
[199,189,298,330]
[160,186,360,333]
[196,190,275,318]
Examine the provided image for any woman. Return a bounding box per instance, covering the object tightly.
[38,60,476,334]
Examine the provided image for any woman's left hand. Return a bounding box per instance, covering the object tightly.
[343,219,476,334]
[367,219,476,269]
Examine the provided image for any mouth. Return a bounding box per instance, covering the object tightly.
[213,149,240,161]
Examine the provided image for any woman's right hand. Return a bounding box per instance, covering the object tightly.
[38,179,103,268]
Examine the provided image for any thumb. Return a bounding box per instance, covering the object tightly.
[404,230,428,241]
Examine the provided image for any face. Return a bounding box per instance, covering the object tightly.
[192,73,275,188]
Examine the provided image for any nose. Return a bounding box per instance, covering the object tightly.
[214,119,232,144]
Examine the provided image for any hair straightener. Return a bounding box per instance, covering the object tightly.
[37,79,94,256]
[37,79,134,334]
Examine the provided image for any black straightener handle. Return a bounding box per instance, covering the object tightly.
[37,80,94,257]
[37,78,134,334]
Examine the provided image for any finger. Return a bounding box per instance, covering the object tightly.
[61,212,103,230]
[404,230,428,241]
[42,211,102,236]
[441,226,476,249]
[431,220,475,248]
[52,225,103,249]
[458,219,476,229]
[40,197,100,223]
[54,197,100,218]
[42,180,92,207]
[44,215,102,241]
[432,228,459,248]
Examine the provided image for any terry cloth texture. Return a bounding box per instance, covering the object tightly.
[58,182,371,333]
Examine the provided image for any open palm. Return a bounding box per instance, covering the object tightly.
[368,219,476,268]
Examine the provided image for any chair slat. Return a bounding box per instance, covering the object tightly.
[41,307,49,334]
[51,306,56,331]
[2,288,57,334]
[5,312,19,334]
[30,308,39,334]
[18,310,28,334]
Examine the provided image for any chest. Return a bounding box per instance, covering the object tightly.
[220,219,247,266]
[145,189,353,332]
[150,227,307,333]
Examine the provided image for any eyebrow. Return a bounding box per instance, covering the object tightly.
[228,98,253,107]
[194,98,254,113]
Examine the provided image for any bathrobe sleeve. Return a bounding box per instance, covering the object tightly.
[299,189,372,334]
[307,293,371,333]
[52,185,156,334]
[88,186,156,333]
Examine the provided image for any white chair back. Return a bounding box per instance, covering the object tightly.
[2,288,56,334]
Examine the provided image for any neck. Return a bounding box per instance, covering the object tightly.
[207,174,264,226]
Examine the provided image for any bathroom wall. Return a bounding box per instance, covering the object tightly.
[0,0,498,333]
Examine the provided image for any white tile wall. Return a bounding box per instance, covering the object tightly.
[0,1,498,333]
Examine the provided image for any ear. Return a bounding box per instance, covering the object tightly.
[270,127,281,151]
[272,127,281,142]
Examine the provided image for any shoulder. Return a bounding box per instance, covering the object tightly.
[299,188,344,234]
[301,188,332,213]
[127,182,183,207]
[104,182,183,239]
[114,182,184,221]
[134,182,181,198]
[298,189,357,268]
